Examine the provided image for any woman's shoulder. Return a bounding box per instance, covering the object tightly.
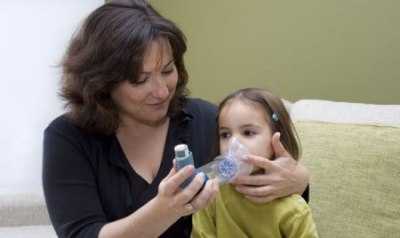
[184,97,217,119]
[44,114,104,143]
[45,114,82,137]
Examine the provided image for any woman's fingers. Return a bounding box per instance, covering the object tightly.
[243,154,276,172]
[235,179,278,203]
[164,161,176,180]
[233,174,270,186]
[158,167,220,217]
[175,172,206,205]
[161,165,195,195]
[190,178,219,211]
[235,184,273,197]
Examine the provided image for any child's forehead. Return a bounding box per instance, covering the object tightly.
[223,97,265,112]
[219,97,273,125]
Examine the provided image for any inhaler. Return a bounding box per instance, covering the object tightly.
[174,138,253,189]
[197,138,253,184]
[174,144,196,188]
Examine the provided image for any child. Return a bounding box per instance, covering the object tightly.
[192,88,318,238]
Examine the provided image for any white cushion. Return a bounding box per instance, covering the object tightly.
[0,225,56,238]
[291,99,400,126]
[0,187,50,226]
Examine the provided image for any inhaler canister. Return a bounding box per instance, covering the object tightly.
[174,144,195,188]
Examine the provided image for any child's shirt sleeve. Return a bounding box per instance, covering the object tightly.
[191,199,217,238]
[280,197,319,238]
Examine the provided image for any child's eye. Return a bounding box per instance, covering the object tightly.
[219,132,231,139]
[243,130,256,137]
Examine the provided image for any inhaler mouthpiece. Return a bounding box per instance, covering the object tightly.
[219,137,253,182]
[196,138,253,184]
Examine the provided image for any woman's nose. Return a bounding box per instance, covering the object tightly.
[152,77,169,99]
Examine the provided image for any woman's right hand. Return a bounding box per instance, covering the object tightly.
[155,163,219,219]
[99,165,218,238]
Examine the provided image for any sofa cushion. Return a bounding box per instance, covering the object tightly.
[0,189,50,226]
[295,121,400,238]
[291,99,400,126]
[0,225,56,238]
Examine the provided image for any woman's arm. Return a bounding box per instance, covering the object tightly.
[232,132,310,203]
[99,167,219,238]
[43,126,218,238]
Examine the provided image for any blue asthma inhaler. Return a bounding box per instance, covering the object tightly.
[174,144,208,189]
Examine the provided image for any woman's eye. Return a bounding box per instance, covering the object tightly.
[162,68,174,75]
[131,76,148,86]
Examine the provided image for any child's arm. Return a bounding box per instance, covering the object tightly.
[191,200,217,238]
[280,198,319,238]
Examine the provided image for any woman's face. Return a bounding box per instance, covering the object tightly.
[218,99,273,159]
[111,39,178,127]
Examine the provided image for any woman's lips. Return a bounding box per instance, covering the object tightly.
[148,99,169,108]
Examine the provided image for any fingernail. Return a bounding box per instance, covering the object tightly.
[197,172,205,180]
[185,165,194,173]
[241,155,250,163]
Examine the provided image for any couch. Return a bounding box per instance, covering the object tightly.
[1,99,399,237]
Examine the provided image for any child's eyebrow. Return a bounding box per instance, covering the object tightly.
[240,124,262,129]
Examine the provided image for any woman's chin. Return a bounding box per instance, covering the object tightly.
[144,110,169,127]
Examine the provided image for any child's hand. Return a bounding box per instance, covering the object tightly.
[231,132,309,203]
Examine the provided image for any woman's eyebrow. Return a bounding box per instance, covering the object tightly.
[140,59,174,74]
[163,59,174,68]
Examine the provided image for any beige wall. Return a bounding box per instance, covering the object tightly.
[151,0,400,104]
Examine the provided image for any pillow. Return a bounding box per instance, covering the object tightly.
[295,121,400,238]
[291,99,400,126]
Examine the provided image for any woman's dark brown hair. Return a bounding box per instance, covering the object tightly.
[61,0,189,135]
[213,88,301,161]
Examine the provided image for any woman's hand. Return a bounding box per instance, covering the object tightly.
[99,165,219,238]
[232,132,309,203]
[155,163,219,218]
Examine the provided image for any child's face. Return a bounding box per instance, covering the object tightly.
[218,99,273,159]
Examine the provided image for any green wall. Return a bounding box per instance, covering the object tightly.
[151,0,400,104]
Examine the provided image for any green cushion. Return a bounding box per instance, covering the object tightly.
[295,121,400,238]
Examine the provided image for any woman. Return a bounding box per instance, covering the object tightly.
[42,1,309,237]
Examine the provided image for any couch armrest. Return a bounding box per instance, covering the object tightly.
[0,189,50,227]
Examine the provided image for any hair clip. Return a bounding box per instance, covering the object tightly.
[272,112,279,122]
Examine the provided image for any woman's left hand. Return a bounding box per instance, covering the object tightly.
[232,132,309,203]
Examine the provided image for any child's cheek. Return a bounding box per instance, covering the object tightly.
[219,140,229,154]
[247,138,273,159]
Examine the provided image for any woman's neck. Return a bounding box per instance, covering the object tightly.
[116,115,170,141]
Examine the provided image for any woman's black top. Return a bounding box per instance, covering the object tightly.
[43,98,218,237]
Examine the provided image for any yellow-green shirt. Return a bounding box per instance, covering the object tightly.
[192,184,318,238]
